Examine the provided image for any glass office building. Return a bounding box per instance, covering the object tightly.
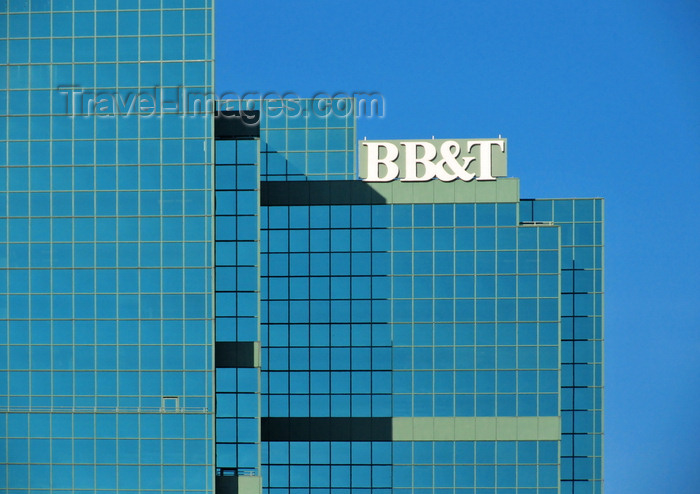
[250,106,603,494]
[1,1,216,492]
[1,3,603,494]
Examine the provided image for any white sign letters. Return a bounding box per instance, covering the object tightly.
[359,139,507,183]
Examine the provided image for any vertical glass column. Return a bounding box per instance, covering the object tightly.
[214,137,262,482]
[523,198,605,494]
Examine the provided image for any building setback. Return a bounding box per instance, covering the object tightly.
[1,3,602,494]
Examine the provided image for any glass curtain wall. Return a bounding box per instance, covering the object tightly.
[1,1,215,492]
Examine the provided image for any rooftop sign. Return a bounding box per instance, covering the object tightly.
[359,138,507,182]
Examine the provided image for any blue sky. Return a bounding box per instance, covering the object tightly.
[217,1,700,492]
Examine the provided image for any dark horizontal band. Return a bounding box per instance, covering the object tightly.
[261,180,388,206]
[215,475,238,494]
[215,110,261,140]
[262,417,392,442]
[215,341,258,368]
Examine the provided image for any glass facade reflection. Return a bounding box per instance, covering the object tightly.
[2,1,214,492]
[2,3,603,493]
[252,101,603,494]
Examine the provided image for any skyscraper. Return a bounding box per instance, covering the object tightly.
[1,3,603,493]
[2,1,216,492]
